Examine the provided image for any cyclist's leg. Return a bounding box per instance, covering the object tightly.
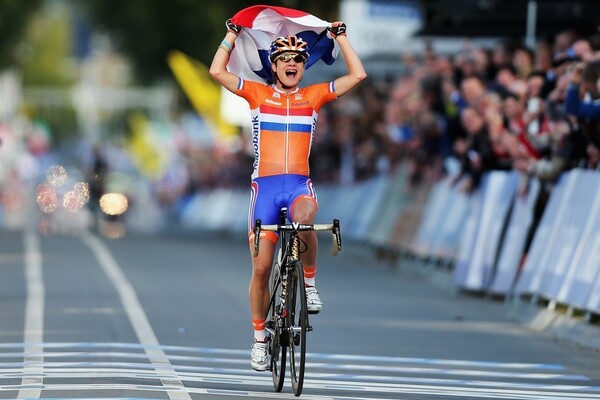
[288,176,318,282]
[289,196,318,274]
[248,239,275,336]
[248,180,280,341]
[288,176,323,312]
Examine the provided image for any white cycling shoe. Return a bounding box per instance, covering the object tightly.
[306,286,323,314]
[251,341,268,371]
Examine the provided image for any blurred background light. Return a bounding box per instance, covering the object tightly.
[99,193,128,216]
[46,164,67,187]
[36,183,58,213]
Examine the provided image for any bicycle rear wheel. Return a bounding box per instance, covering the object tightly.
[269,264,286,391]
[287,261,307,396]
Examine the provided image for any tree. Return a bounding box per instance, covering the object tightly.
[0,0,43,69]
[20,2,76,86]
[79,0,339,84]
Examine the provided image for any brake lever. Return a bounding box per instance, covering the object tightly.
[253,219,261,257]
[332,218,342,256]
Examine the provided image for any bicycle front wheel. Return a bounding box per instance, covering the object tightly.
[269,265,286,391]
[287,261,307,396]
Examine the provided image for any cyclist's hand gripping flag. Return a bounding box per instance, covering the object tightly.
[227,5,340,84]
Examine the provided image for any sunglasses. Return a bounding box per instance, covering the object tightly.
[276,53,307,63]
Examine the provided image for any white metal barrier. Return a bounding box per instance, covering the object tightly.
[488,178,540,295]
[513,169,600,315]
[179,166,411,245]
[414,168,600,317]
[179,166,600,318]
[452,171,519,290]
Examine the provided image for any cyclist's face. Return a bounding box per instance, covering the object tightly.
[272,52,305,88]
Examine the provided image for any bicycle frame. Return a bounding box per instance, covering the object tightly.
[254,211,341,327]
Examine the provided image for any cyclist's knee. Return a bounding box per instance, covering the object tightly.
[252,261,271,280]
[290,199,317,224]
[254,270,270,283]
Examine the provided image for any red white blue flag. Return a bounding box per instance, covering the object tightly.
[228,5,339,84]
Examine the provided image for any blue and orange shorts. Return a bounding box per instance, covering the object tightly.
[248,174,318,244]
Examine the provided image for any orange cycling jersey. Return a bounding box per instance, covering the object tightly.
[235,78,337,179]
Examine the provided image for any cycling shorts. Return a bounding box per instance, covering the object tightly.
[248,174,318,244]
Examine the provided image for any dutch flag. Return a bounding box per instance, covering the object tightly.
[228,5,339,85]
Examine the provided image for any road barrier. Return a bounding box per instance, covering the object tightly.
[453,171,519,291]
[411,176,471,260]
[489,178,540,295]
[424,168,600,321]
[179,164,600,322]
[512,169,600,316]
[180,165,414,242]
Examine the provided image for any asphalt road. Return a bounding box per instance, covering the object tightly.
[1,226,599,399]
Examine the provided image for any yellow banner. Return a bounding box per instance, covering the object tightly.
[167,50,238,139]
[127,112,166,179]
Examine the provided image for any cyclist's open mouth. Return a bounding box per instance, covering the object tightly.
[285,69,298,78]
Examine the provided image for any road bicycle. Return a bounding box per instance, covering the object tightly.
[253,208,341,396]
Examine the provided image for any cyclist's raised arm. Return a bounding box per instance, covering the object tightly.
[209,19,243,93]
[330,22,367,98]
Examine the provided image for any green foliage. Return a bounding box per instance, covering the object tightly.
[20,4,76,86]
[15,1,79,144]
[79,0,339,84]
[0,0,43,68]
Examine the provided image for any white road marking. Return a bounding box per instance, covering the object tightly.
[1,383,375,400]
[80,234,191,400]
[0,342,566,370]
[19,231,44,399]
[1,379,600,399]
[0,351,589,381]
[0,343,599,399]
[0,364,597,391]
[306,352,567,371]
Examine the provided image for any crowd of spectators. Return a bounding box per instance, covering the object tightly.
[181,28,600,199]
[11,27,600,228]
[314,28,600,194]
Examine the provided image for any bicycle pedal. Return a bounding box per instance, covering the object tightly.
[307,325,313,332]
